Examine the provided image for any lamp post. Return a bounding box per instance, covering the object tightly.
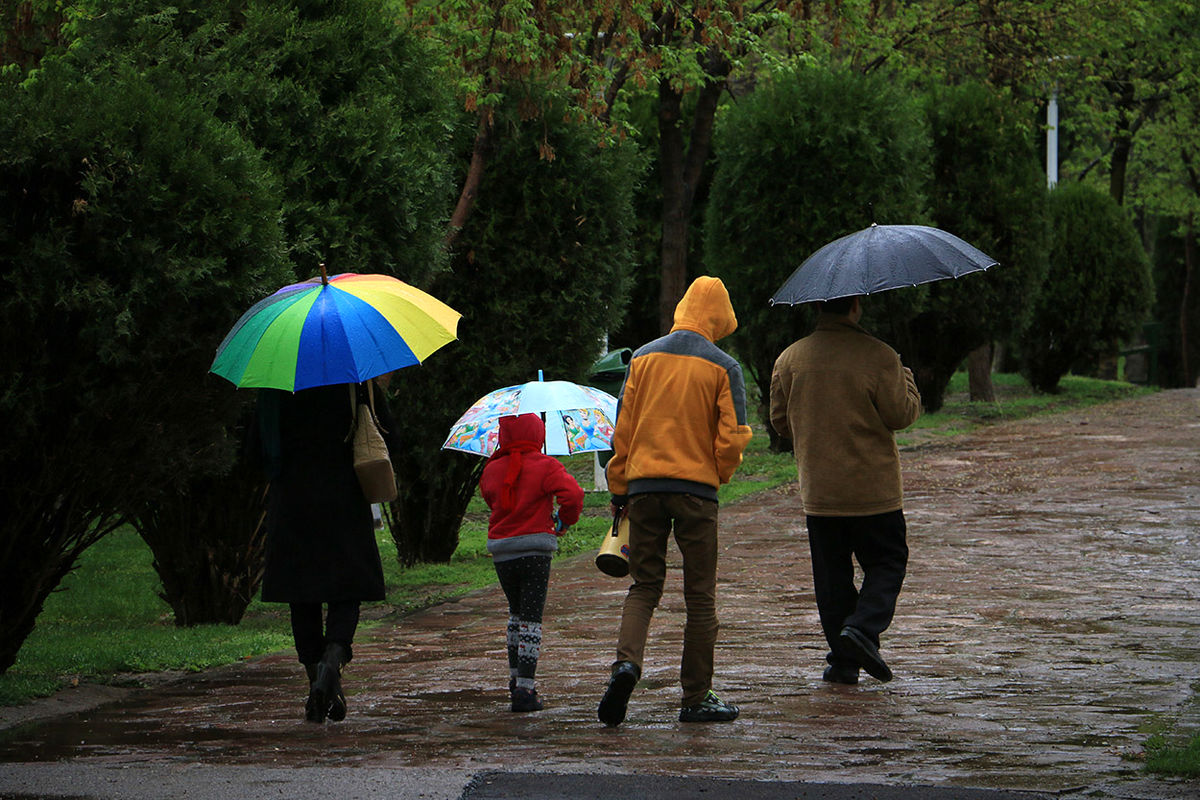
[1046,86,1059,188]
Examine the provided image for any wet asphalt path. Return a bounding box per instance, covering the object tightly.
[1,389,1198,800]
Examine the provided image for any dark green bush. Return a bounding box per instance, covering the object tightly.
[1021,182,1154,392]
[704,66,929,445]
[903,82,1051,411]
[122,0,455,620]
[0,54,289,669]
[204,0,454,280]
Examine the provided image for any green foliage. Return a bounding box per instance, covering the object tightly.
[0,44,290,671]
[65,0,455,282]
[384,91,642,563]
[902,82,1051,411]
[1021,182,1154,392]
[26,0,456,629]
[205,0,454,279]
[1143,730,1200,777]
[705,65,930,445]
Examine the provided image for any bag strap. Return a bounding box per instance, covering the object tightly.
[348,380,390,436]
[346,384,357,442]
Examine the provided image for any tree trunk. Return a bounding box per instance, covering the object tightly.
[0,480,122,674]
[444,112,492,250]
[1110,132,1131,206]
[1096,344,1120,380]
[657,79,689,334]
[387,455,482,565]
[133,459,268,627]
[1107,88,1135,205]
[655,60,729,335]
[967,343,996,402]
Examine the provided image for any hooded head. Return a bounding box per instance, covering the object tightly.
[496,413,545,454]
[670,276,738,342]
[492,413,545,510]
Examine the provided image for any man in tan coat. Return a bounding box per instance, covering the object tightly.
[769,295,921,684]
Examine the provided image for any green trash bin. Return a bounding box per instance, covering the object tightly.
[589,348,632,398]
[589,348,631,469]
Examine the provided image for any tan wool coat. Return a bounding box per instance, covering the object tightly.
[769,314,921,516]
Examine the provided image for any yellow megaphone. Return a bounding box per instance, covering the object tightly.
[595,511,631,577]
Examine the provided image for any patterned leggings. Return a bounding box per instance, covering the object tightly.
[493,555,552,690]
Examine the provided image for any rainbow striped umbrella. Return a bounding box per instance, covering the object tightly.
[211,272,460,391]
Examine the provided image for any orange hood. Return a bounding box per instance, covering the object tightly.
[670,276,737,342]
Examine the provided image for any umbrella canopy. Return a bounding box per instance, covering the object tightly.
[443,375,617,457]
[211,272,460,391]
[769,223,999,306]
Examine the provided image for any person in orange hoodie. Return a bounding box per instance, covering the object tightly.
[597,276,753,726]
[479,413,584,712]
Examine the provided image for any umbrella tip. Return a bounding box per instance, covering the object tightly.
[319,263,328,285]
[538,369,544,382]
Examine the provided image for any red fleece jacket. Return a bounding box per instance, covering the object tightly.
[480,414,584,542]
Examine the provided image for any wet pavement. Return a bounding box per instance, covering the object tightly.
[1,389,1198,799]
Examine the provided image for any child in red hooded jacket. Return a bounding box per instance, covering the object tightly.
[479,413,584,712]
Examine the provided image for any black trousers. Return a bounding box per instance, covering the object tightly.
[494,555,552,684]
[289,601,361,665]
[806,510,908,668]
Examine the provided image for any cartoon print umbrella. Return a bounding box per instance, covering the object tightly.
[210,270,460,391]
[769,223,999,305]
[443,373,618,457]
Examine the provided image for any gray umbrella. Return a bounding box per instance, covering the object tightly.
[769,223,999,305]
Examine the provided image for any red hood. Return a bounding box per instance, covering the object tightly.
[497,413,545,452]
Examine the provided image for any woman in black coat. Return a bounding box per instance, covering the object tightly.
[256,378,398,723]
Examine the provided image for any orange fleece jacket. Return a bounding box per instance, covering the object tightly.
[606,277,753,499]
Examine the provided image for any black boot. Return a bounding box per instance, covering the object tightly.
[314,643,349,722]
[510,686,544,713]
[303,663,324,723]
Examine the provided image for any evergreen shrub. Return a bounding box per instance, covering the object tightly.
[1021,182,1154,392]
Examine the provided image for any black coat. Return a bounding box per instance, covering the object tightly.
[257,383,397,604]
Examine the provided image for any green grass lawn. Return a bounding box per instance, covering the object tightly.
[0,372,1159,710]
[897,372,1155,446]
[1141,730,1200,777]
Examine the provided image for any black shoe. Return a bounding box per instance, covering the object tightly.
[303,663,324,723]
[327,682,347,722]
[839,626,893,682]
[309,643,349,723]
[679,690,739,723]
[511,687,544,713]
[822,664,860,685]
[306,678,328,724]
[597,661,640,727]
